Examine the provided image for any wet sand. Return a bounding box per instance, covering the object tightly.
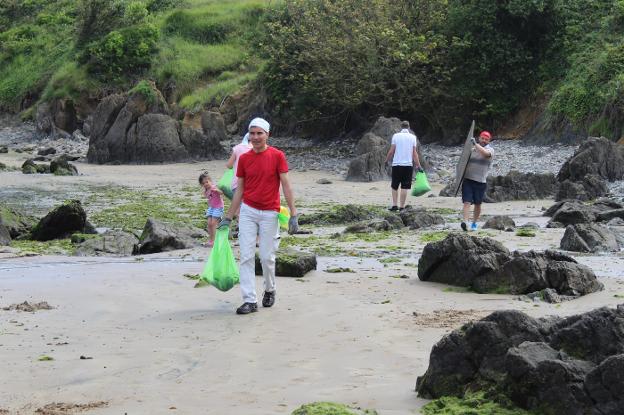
[2,156,624,414]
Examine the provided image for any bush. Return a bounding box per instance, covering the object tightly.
[82,23,159,80]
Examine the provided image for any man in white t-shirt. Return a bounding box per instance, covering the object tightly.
[385,120,422,211]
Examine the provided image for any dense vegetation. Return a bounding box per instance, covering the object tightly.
[1,0,623,141]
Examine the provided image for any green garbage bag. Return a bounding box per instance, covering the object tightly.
[277,205,290,229]
[218,168,234,200]
[411,171,431,196]
[199,227,239,291]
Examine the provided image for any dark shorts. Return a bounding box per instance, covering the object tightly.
[462,178,487,204]
[391,166,413,189]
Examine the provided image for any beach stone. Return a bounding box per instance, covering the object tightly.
[560,223,619,253]
[316,178,332,184]
[549,201,596,225]
[558,137,624,182]
[0,145,8,153]
[344,218,401,233]
[0,162,6,170]
[50,155,78,176]
[485,171,558,202]
[418,234,602,296]
[37,147,56,156]
[585,355,624,415]
[255,249,317,278]
[556,174,609,201]
[21,159,38,174]
[0,205,35,239]
[74,230,139,257]
[597,208,624,222]
[483,215,516,231]
[31,200,88,241]
[137,218,207,254]
[0,225,10,245]
[299,204,378,225]
[399,208,444,229]
[417,305,624,414]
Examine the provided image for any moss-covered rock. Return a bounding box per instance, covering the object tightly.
[0,205,36,238]
[255,249,317,278]
[31,200,88,241]
[291,402,376,415]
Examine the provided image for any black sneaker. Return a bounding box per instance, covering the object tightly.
[389,206,399,211]
[236,302,258,315]
[461,222,468,232]
[262,291,275,308]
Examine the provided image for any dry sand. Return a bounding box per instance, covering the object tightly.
[2,155,624,414]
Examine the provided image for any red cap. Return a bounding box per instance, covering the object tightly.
[479,131,492,140]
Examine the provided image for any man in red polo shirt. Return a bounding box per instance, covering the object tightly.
[219,117,298,315]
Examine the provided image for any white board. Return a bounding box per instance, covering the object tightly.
[452,120,475,196]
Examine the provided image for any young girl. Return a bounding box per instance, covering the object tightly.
[199,172,224,247]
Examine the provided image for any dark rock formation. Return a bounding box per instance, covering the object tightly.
[344,217,403,233]
[87,83,224,164]
[31,200,89,241]
[440,171,557,201]
[255,249,317,278]
[560,223,619,253]
[416,305,624,415]
[137,218,207,254]
[556,174,609,201]
[483,215,516,231]
[0,205,35,238]
[74,230,139,256]
[299,204,382,225]
[37,147,56,156]
[50,155,79,176]
[418,234,602,296]
[549,201,597,225]
[399,208,444,229]
[0,224,10,245]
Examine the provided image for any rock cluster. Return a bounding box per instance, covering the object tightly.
[416,305,624,415]
[87,82,225,164]
[21,155,79,176]
[417,233,603,296]
[136,218,207,254]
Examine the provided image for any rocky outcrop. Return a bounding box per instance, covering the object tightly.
[545,198,624,227]
[399,208,444,229]
[255,249,317,278]
[137,218,207,254]
[560,223,620,253]
[485,171,558,202]
[416,305,624,415]
[30,200,91,241]
[483,215,516,231]
[74,230,139,256]
[87,82,225,164]
[439,171,557,201]
[36,99,77,137]
[556,174,609,201]
[417,233,602,296]
[0,205,35,239]
[346,117,426,182]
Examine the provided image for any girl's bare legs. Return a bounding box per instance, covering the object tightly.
[207,217,218,245]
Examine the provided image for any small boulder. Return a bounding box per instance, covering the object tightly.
[50,155,78,176]
[550,201,596,225]
[344,218,400,233]
[21,159,38,174]
[0,224,10,245]
[399,208,445,229]
[31,200,88,241]
[255,249,317,278]
[0,145,8,153]
[37,147,56,156]
[483,215,516,231]
[560,223,620,253]
[74,230,139,257]
[0,205,35,238]
[137,218,207,254]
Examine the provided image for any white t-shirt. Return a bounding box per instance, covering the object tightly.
[391,129,417,166]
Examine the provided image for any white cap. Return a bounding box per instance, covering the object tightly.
[248,117,270,133]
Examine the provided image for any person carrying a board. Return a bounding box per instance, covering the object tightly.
[461,131,493,231]
[385,120,422,211]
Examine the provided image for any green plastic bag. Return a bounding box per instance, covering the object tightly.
[218,168,234,200]
[411,171,431,196]
[277,205,290,229]
[199,227,239,291]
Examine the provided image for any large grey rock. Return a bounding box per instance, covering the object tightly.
[128,114,188,163]
[418,234,602,296]
[0,205,35,238]
[255,249,317,278]
[550,201,596,225]
[346,147,388,182]
[31,200,88,241]
[560,223,620,253]
[74,230,139,256]
[483,215,516,231]
[556,174,609,201]
[0,224,10,245]
[399,208,444,229]
[558,137,624,182]
[417,305,624,415]
[486,171,558,202]
[137,218,207,254]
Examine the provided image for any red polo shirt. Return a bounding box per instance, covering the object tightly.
[236,146,288,212]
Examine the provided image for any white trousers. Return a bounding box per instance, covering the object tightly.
[238,203,280,303]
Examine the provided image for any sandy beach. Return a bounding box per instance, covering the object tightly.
[2,157,624,414]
